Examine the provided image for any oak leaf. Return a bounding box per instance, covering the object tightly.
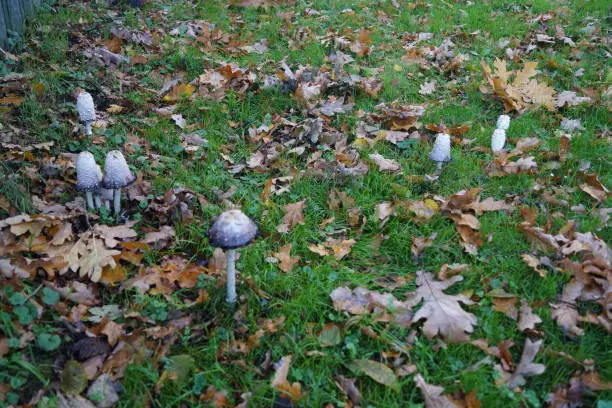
[409,271,477,342]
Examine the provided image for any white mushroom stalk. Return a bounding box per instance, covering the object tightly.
[429,133,451,170]
[75,152,102,210]
[76,90,97,136]
[101,150,135,216]
[207,210,258,305]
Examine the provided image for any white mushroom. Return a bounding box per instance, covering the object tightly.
[75,152,102,210]
[101,150,135,216]
[496,114,511,131]
[207,210,258,304]
[429,133,451,169]
[76,89,96,136]
[491,128,507,154]
[100,187,114,211]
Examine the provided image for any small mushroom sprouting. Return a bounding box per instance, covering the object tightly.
[101,150,135,216]
[496,114,511,131]
[491,128,507,154]
[491,115,511,153]
[76,89,97,136]
[207,210,258,304]
[429,133,451,169]
[100,187,114,211]
[75,152,102,210]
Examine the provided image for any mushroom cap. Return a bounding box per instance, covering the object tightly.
[428,133,451,162]
[491,129,507,153]
[496,115,511,131]
[101,150,136,189]
[207,209,258,250]
[76,91,96,123]
[75,152,102,192]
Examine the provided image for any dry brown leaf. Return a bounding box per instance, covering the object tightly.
[481,59,556,113]
[272,243,300,273]
[410,271,477,342]
[411,233,437,259]
[330,286,412,327]
[414,374,460,408]
[335,376,361,405]
[580,173,609,202]
[277,201,306,233]
[518,300,542,332]
[271,356,304,402]
[503,339,546,388]
[369,153,401,173]
[521,254,548,277]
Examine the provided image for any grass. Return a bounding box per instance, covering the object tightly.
[0,0,611,407]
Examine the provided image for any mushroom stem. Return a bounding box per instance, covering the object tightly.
[113,189,121,216]
[436,162,443,170]
[85,122,92,136]
[94,195,102,209]
[85,192,95,210]
[105,200,111,210]
[226,249,237,304]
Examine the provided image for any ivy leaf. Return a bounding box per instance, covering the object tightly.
[41,287,60,306]
[37,333,61,351]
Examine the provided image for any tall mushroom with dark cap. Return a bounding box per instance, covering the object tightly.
[76,152,102,210]
[207,209,258,304]
[75,89,96,136]
[102,150,135,216]
[429,133,451,170]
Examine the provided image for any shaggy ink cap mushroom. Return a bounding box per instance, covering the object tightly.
[491,128,507,153]
[496,115,511,131]
[75,152,102,192]
[76,90,96,122]
[102,150,135,189]
[207,210,258,250]
[429,133,452,163]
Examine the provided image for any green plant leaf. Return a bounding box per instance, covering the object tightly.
[40,287,60,306]
[37,333,61,351]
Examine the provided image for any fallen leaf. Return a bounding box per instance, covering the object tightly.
[271,356,304,402]
[272,243,300,273]
[369,153,401,172]
[277,201,306,233]
[414,374,460,408]
[347,359,399,391]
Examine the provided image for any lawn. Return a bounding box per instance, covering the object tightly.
[0,0,610,407]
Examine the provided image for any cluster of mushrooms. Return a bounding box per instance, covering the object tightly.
[428,114,512,170]
[76,150,135,215]
[75,89,258,304]
[75,88,513,304]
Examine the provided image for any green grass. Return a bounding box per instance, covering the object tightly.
[0,0,611,407]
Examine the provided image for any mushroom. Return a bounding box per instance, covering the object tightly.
[496,114,511,131]
[75,152,102,210]
[207,209,258,304]
[75,89,97,136]
[491,128,507,153]
[99,187,114,211]
[101,150,135,216]
[429,133,451,169]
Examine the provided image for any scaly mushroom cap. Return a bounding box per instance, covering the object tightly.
[76,91,96,123]
[429,133,451,163]
[76,152,102,192]
[491,129,507,153]
[496,115,511,131]
[207,209,258,250]
[102,150,135,189]
[100,187,114,201]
